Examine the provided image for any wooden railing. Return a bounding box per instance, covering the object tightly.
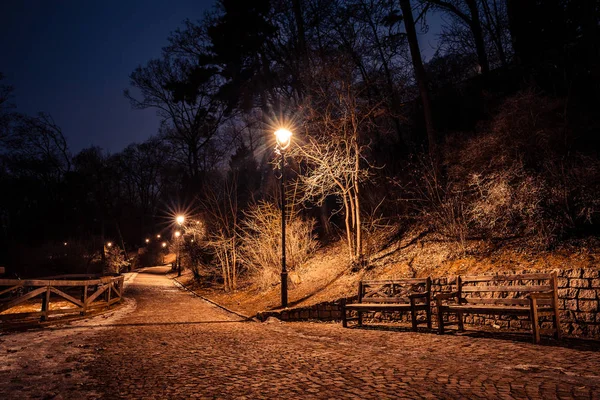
[0,274,124,322]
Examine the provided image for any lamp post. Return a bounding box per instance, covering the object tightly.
[176,215,185,276]
[274,128,292,308]
[174,230,181,275]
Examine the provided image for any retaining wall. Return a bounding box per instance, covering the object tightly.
[256,268,600,339]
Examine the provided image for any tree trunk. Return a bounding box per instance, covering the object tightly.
[465,0,489,74]
[342,193,354,261]
[399,0,438,164]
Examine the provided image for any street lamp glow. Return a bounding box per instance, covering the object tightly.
[274,128,293,150]
[145,238,150,244]
[175,231,181,238]
[161,242,167,248]
[107,242,113,248]
[63,242,67,246]
[156,234,161,239]
[176,215,185,225]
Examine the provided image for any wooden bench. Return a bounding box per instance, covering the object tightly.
[342,278,432,331]
[436,272,561,344]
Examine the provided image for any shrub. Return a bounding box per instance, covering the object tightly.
[240,202,318,289]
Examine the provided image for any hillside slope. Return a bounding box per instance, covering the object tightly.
[185,230,599,317]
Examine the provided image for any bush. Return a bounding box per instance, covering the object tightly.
[412,89,600,248]
[240,202,318,289]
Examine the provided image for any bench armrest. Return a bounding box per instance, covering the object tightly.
[527,291,553,300]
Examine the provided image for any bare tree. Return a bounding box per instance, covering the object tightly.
[2,112,71,179]
[423,0,490,74]
[125,53,226,183]
[291,78,376,265]
[199,175,241,292]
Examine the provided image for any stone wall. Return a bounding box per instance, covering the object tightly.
[256,268,600,340]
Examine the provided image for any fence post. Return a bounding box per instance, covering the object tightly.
[40,286,51,322]
[81,285,88,315]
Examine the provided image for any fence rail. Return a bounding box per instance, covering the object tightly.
[0,274,124,322]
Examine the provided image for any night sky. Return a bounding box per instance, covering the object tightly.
[1,0,215,153]
[2,0,441,154]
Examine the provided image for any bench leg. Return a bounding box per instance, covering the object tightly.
[437,307,445,334]
[357,311,363,327]
[553,304,562,340]
[457,311,465,332]
[530,299,541,344]
[410,298,417,331]
[341,300,347,328]
[426,304,432,330]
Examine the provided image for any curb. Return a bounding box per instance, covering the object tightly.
[172,277,253,322]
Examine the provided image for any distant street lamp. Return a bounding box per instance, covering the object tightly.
[145,238,150,244]
[161,241,167,264]
[274,128,292,308]
[156,234,161,239]
[107,242,113,248]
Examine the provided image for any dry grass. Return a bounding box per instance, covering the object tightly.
[186,228,600,317]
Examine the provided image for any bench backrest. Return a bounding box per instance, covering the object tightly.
[455,272,558,306]
[359,278,431,303]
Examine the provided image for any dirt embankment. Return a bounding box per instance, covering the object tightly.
[181,231,600,317]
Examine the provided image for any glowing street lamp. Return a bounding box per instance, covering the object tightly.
[156,234,161,239]
[274,127,292,308]
[176,215,185,225]
[274,128,292,150]
[107,242,113,248]
[161,242,167,248]
[145,238,150,244]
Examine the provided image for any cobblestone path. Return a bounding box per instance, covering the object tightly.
[2,267,600,399]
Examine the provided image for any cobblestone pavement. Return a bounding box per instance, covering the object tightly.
[2,267,600,399]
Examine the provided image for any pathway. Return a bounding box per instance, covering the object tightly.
[1,267,599,399]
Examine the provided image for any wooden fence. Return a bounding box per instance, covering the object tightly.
[0,274,124,322]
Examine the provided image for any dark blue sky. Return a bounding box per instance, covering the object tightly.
[1,0,215,153]
[2,1,441,154]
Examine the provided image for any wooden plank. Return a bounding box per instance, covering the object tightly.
[530,297,541,344]
[551,271,562,340]
[461,285,552,293]
[37,274,101,280]
[40,287,51,322]
[463,297,552,306]
[0,285,22,297]
[360,296,411,303]
[49,287,84,307]
[0,311,45,320]
[85,284,108,305]
[362,279,428,285]
[0,279,101,287]
[108,297,121,305]
[461,273,552,283]
[444,304,553,314]
[345,303,426,310]
[0,286,47,313]
[111,283,121,299]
